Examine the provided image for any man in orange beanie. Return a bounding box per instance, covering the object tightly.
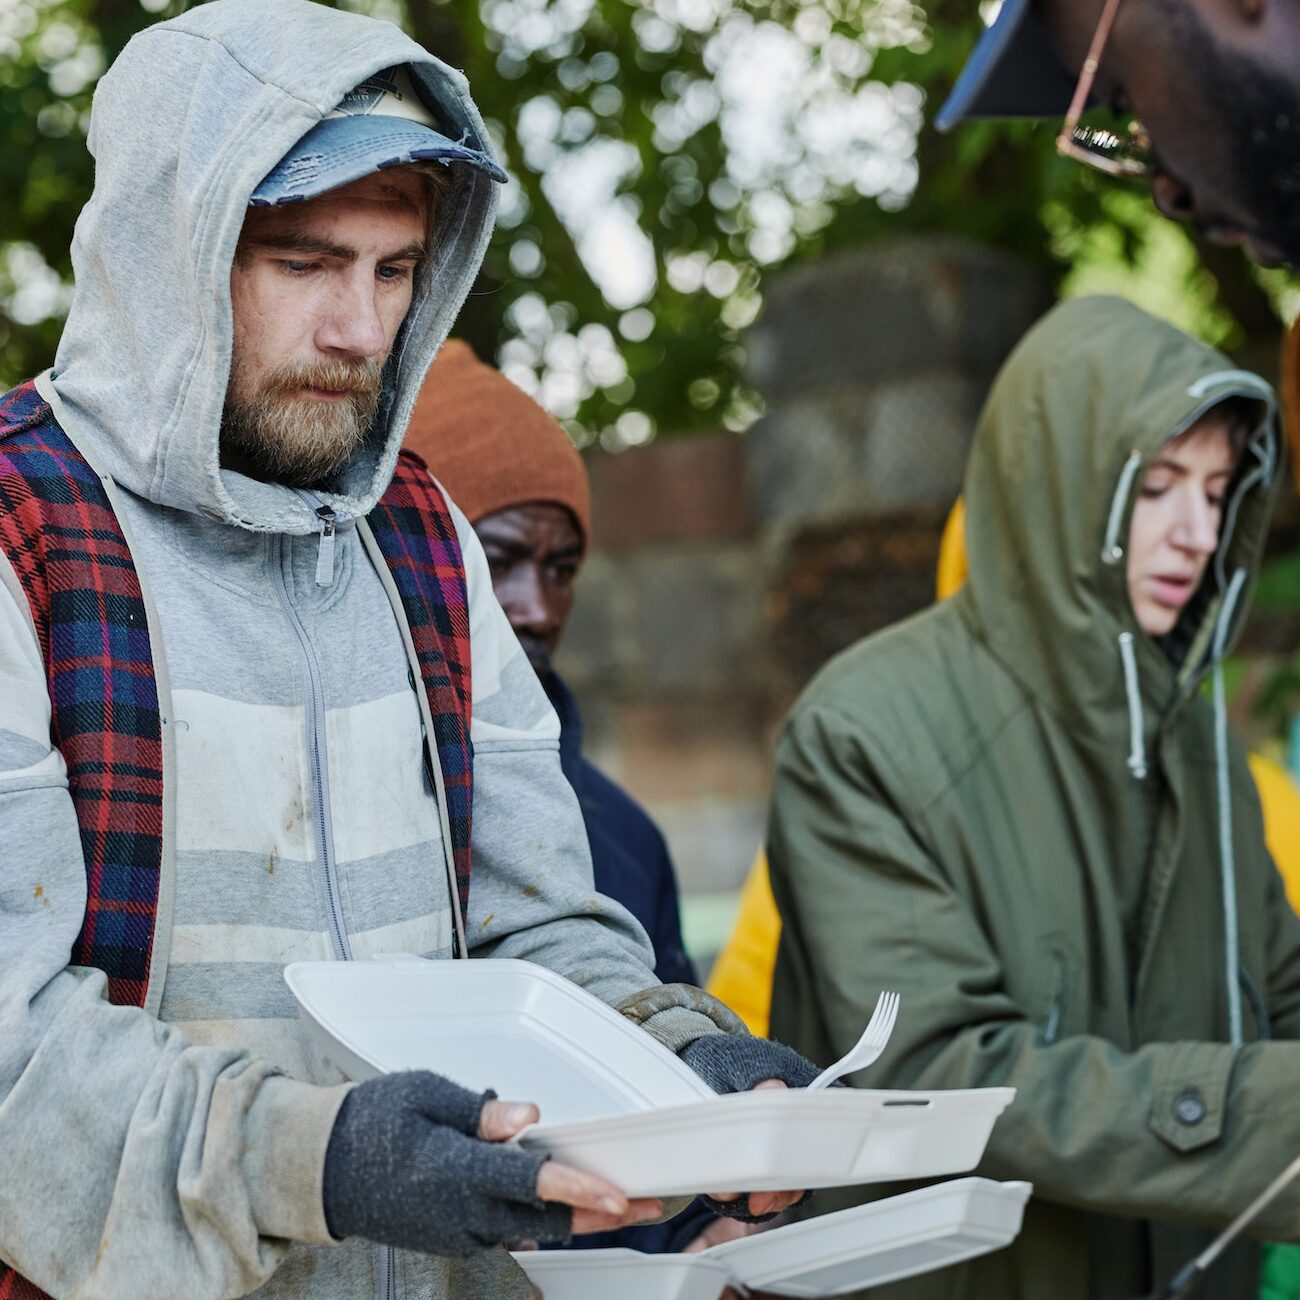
[405,341,594,678]
[406,341,724,1257]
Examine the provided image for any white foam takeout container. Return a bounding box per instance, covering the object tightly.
[284,958,1016,1197]
[514,1178,1033,1300]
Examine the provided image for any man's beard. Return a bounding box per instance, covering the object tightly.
[515,632,554,679]
[220,357,383,488]
[1207,61,1300,265]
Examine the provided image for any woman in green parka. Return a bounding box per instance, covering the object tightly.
[768,295,1300,1299]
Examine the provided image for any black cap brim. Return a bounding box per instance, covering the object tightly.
[935,0,1078,133]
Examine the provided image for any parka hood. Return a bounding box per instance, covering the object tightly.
[960,295,1283,741]
[46,0,501,535]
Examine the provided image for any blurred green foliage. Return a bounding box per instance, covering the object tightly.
[0,0,1292,444]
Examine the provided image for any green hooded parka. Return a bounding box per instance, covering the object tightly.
[770,296,1297,1299]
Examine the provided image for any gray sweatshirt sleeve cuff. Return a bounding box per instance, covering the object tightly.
[241,1075,354,1245]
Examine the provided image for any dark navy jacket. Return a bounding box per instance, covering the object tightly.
[548,673,695,988]
[544,673,712,1253]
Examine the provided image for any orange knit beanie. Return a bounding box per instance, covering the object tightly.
[405,340,592,546]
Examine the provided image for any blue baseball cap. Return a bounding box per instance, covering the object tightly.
[252,64,507,206]
[934,0,1078,133]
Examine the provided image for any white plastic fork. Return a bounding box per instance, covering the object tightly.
[806,990,900,1089]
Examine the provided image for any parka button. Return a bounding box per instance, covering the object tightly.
[1173,1091,1206,1126]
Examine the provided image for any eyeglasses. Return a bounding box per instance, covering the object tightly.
[1055,0,1153,178]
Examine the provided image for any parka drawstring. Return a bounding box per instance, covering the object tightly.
[1117,633,1148,781]
[1110,458,1151,783]
[1101,451,1143,565]
[1212,567,1249,1047]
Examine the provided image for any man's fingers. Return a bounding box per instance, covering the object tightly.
[537,1159,623,1214]
[706,1186,804,1214]
[537,1161,663,1233]
[684,1218,758,1252]
[704,1081,800,1215]
[746,1189,802,1216]
[537,1159,647,1217]
[570,1199,664,1235]
[479,1098,539,1142]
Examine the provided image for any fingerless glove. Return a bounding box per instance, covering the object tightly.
[322,1071,572,1257]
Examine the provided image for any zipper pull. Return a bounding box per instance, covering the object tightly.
[313,505,337,587]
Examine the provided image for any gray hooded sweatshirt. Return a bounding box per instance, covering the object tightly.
[0,3,725,1296]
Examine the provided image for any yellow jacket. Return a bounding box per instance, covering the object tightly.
[709,497,1300,1036]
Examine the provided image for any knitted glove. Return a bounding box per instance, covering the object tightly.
[322,1071,571,1257]
[680,1035,821,1222]
[680,1034,822,1095]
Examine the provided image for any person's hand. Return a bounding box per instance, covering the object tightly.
[677,1034,821,1220]
[684,1215,803,1300]
[682,1216,765,1252]
[323,1071,662,1258]
[703,1079,806,1217]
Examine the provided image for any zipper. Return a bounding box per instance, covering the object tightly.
[282,499,401,1299]
[314,505,337,587]
[271,533,351,961]
[292,488,342,587]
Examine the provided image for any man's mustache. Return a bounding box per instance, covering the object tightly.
[261,358,383,403]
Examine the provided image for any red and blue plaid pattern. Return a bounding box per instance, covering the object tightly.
[0,1257,44,1298]
[0,392,473,1299]
[0,382,164,1011]
[0,382,164,1300]
[367,450,474,912]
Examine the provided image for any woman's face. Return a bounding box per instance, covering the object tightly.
[1126,414,1238,637]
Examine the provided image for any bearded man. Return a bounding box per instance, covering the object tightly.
[0,3,813,1297]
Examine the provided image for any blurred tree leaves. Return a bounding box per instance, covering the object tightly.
[0,0,1290,444]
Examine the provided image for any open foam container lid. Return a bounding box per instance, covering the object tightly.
[514,1177,1033,1299]
[284,955,714,1122]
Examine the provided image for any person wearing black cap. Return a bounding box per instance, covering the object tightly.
[937,0,1300,270]
[0,2,815,1296]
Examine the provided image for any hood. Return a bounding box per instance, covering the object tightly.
[47,0,501,535]
[960,296,1283,744]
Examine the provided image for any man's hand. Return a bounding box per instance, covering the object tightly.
[677,1035,822,1221]
[322,1071,661,1258]
[683,1216,764,1252]
[703,1079,805,1217]
[480,1098,663,1235]
[684,1214,807,1300]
